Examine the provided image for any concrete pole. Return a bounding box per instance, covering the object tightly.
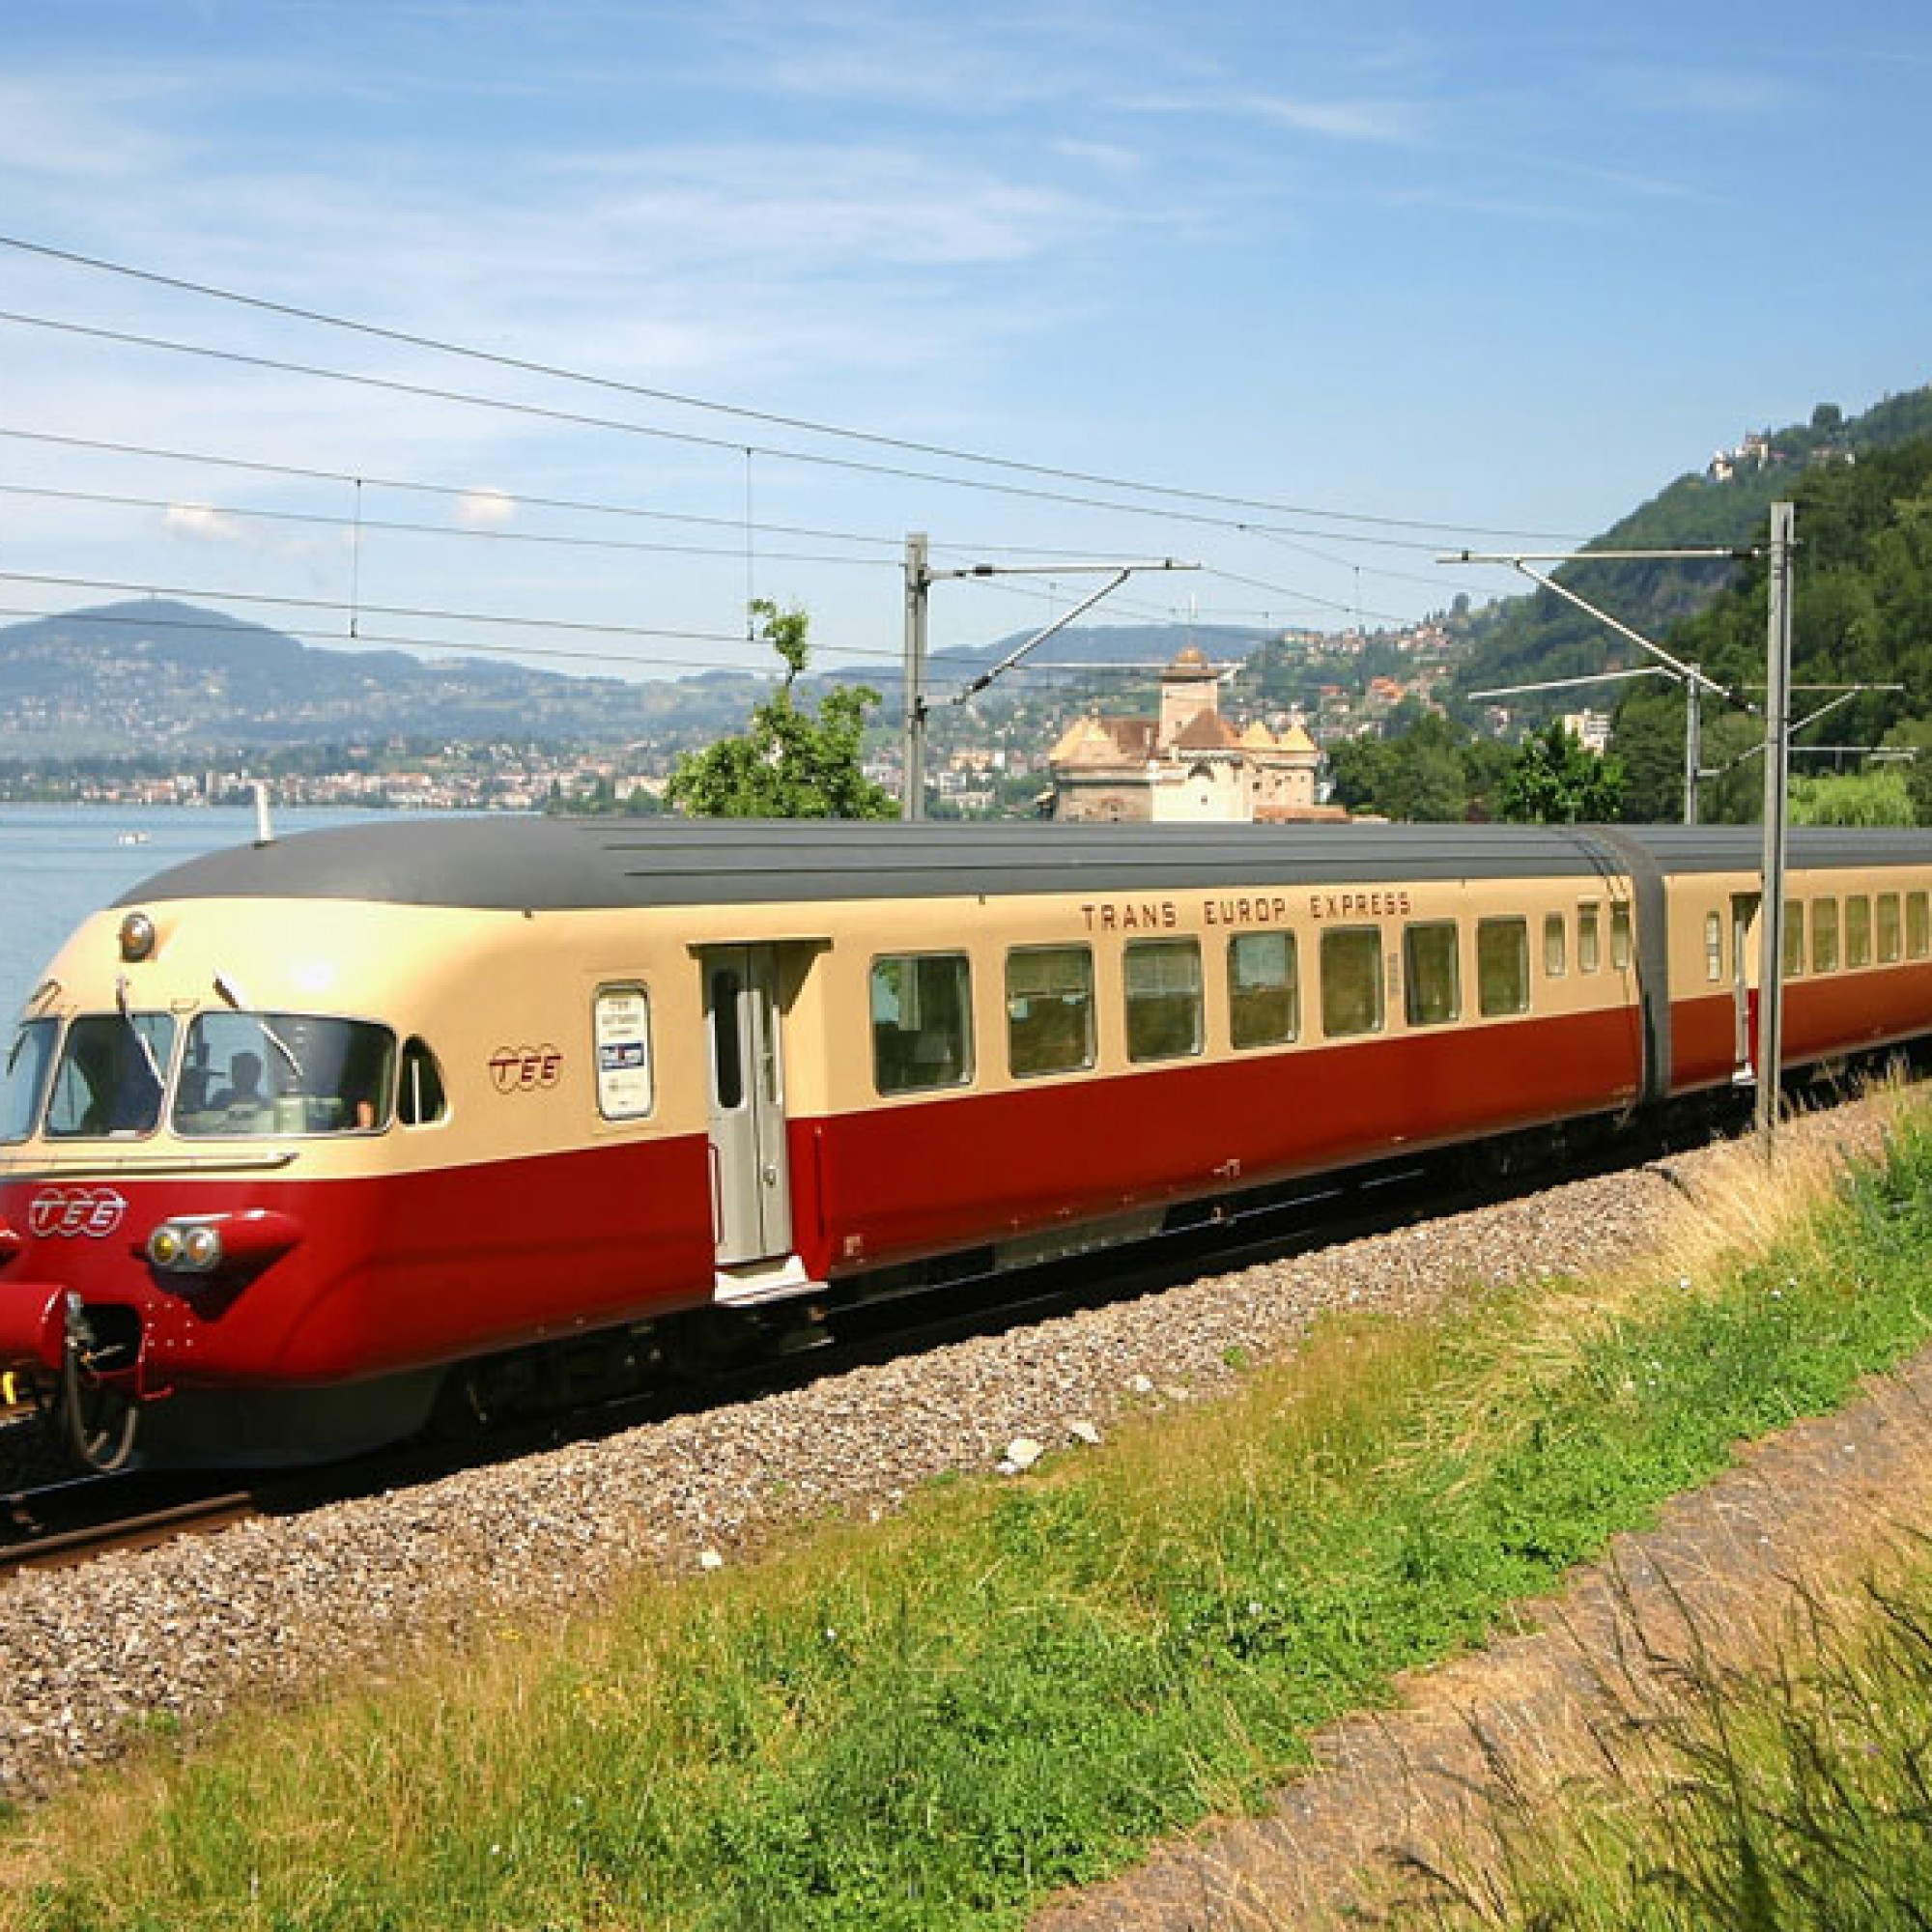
[902,532,929,821]
[1684,664,1701,826]
[1755,503,1795,1148]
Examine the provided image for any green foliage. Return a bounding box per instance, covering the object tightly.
[665,602,898,821]
[1610,682,1691,822]
[1500,722,1625,824]
[1456,388,1932,740]
[1324,707,1504,821]
[1599,423,1932,825]
[1788,769,1915,827]
[1665,436,1932,764]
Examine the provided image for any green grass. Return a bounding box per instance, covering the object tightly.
[1404,1543,1932,1930]
[10,1110,1932,1930]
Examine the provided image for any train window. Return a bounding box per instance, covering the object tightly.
[1320,926,1383,1039]
[44,1011,175,1139]
[173,1012,393,1136]
[1229,932,1298,1049]
[1124,939,1203,1064]
[594,984,655,1120]
[1847,896,1872,969]
[871,954,974,1094]
[1783,901,1804,979]
[1477,919,1531,1018]
[1577,903,1601,974]
[1704,912,1723,984]
[1007,947,1095,1078]
[398,1037,447,1126]
[1610,903,1633,972]
[1879,894,1902,965]
[1543,914,1567,979]
[1910,893,1931,959]
[710,968,746,1109]
[1403,922,1461,1027]
[0,1018,57,1144]
[1812,899,1840,974]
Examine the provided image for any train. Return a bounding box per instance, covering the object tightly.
[2,814,1929,1471]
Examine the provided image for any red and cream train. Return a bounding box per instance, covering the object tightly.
[1,816,1928,1469]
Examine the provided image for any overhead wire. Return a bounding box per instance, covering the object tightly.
[0,307,1564,560]
[0,602,771,679]
[0,570,906,667]
[0,232,1588,544]
[0,479,899,570]
[0,241,1526,688]
[0,419,1452,644]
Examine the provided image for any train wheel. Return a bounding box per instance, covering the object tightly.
[59,1349,138,1472]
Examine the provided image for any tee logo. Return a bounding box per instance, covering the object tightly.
[490,1045,562,1094]
[28,1186,128,1238]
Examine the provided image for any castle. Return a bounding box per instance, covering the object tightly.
[1047,645,1341,823]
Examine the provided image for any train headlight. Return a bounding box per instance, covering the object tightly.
[118,912,157,963]
[146,1219,223,1274]
[144,1210,300,1280]
[182,1225,224,1272]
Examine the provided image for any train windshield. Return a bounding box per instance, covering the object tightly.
[44,1012,178,1139]
[0,1019,59,1144]
[174,1011,395,1137]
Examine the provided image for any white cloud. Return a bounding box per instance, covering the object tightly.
[1239,93,1424,146]
[456,488,517,528]
[161,503,248,544]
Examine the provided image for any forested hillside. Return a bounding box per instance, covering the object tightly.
[1614,429,1932,820]
[1453,385,1932,712]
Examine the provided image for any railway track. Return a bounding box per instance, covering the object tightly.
[0,1092,1764,1578]
[1,1473,260,1573]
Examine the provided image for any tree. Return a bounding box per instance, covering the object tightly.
[1610,683,1688,823]
[1324,709,1492,822]
[665,602,898,820]
[1500,723,1625,824]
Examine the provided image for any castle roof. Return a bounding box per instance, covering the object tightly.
[1163,643,1217,680]
[1049,714,1157,766]
[1172,709,1243,753]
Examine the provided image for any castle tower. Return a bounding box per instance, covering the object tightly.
[1156,644,1221,748]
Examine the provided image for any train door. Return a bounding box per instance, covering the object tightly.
[1731,892,1761,1081]
[701,946,793,1266]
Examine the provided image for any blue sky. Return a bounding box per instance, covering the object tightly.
[1,0,1926,692]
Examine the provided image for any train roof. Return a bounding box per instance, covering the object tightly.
[115,817,1932,915]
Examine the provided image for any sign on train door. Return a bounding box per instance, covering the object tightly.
[701,946,793,1266]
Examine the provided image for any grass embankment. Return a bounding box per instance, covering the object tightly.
[1407,1538,1932,1931]
[9,1108,1932,1931]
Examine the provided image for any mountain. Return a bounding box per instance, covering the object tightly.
[1452,384,1932,710]
[1610,426,1932,819]
[0,599,769,755]
[0,597,1280,761]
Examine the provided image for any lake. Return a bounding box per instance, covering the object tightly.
[0,806,469,1022]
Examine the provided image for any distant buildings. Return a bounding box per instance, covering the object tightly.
[1559,709,1613,755]
[1047,645,1343,823]
[1708,431,1777,483]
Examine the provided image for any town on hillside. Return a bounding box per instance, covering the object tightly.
[2,610,1546,819]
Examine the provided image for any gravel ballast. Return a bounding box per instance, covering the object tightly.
[0,1101,1891,1801]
